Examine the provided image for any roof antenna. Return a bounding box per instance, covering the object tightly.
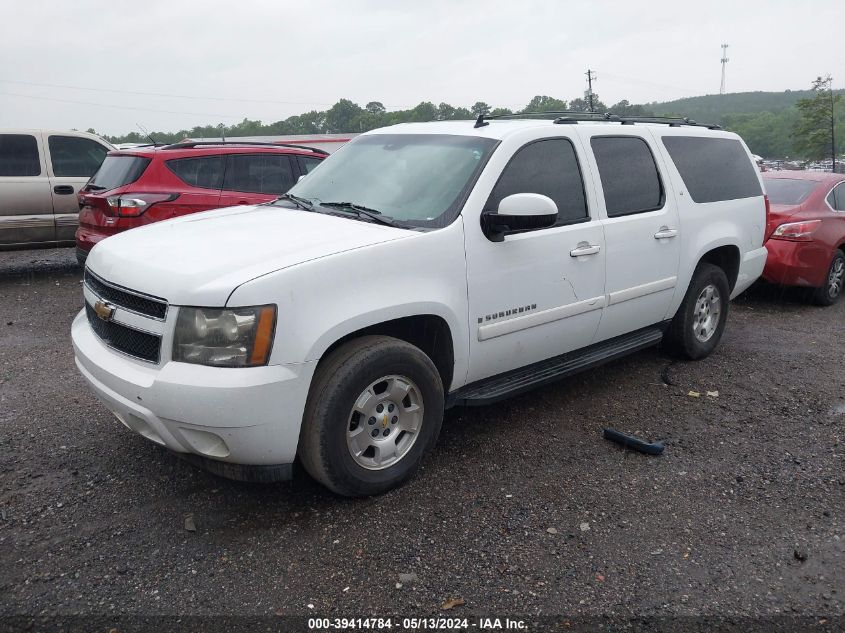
[136,123,157,146]
[474,113,489,129]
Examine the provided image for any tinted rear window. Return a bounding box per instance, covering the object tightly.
[764,179,817,206]
[591,136,664,217]
[0,134,40,176]
[662,136,762,203]
[89,155,150,191]
[167,156,224,189]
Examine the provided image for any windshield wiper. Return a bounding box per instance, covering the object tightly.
[318,201,400,227]
[84,184,107,191]
[273,193,315,211]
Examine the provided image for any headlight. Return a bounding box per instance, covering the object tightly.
[173,305,276,367]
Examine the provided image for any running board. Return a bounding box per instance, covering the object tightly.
[447,325,666,408]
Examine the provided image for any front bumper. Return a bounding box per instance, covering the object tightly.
[72,309,316,468]
[732,246,768,298]
[762,239,829,288]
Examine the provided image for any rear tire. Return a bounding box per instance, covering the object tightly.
[664,263,730,360]
[299,336,444,497]
[811,249,844,306]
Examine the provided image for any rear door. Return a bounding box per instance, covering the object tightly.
[577,129,681,342]
[0,132,54,246]
[163,155,225,217]
[218,153,298,207]
[44,133,109,241]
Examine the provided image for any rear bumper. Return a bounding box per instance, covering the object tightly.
[732,246,768,298]
[762,239,830,288]
[72,309,317,469]
[75,223,121,252]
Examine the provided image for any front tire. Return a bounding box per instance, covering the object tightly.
[811,249,844,306]
[664,263,730,360]
[298,336,444,497]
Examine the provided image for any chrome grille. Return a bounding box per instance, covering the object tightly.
[85,303,161,363]
[84,269,167,320]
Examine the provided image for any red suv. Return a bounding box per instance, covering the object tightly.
[75,142,327,265]
[762,171,845,305]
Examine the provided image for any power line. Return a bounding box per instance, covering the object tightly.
[0,91,244,119]
[0,78,339,107]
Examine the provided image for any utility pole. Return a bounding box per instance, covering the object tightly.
[585,69,597,112]
[720,44,729,95]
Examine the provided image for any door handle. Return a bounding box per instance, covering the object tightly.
[654,227,678,239]
[570,242,601,257]
[53,185,75,195]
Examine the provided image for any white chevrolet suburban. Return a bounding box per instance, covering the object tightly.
[71,114,768,496]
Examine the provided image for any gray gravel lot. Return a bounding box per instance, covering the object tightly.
[0,248,843,624]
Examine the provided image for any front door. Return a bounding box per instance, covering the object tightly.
[44,133,109,242]
[578,129,681,342]
[464,133,606,384]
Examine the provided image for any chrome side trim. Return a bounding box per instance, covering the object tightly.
[607,276,677,306]
[478,295,606,342]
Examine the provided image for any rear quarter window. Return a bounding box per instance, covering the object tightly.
[662,136,762,203]
[89,155,150,191]
[166,156,224,190]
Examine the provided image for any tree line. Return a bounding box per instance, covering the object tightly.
[103,83,842,162]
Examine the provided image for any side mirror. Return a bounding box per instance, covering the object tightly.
[481,193,558,241]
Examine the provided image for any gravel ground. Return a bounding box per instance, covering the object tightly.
[0,248,843,627]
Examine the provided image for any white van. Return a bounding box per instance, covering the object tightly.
[0,129,113,249]
[72,115,768,496]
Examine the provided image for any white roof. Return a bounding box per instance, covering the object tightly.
[368,119,729,141]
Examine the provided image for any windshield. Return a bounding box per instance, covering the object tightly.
[286,133,498,228]
[765,178,817,206]
[88,155,151,191]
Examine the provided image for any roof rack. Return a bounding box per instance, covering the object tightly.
[474,111,721,130]
[160,141,329,155]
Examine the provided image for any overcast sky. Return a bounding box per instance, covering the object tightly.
[1,0,841,136]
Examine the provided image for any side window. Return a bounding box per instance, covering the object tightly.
[830,183,845,211]
[48,135,108,177]
[485,138,588,226]
[0,134,41,176]
[662,136,763,203]
[298,155,323,174]
[166,156,224,190]
[224,154,296,195]
[590,136,664,217]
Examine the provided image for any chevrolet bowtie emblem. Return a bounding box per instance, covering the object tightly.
[94,300,115,321]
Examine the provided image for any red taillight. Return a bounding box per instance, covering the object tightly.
[106,193,179,217]
[769,219,821,242]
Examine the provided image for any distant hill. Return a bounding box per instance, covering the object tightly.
[649,89,845,124]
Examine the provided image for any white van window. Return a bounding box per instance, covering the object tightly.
[662,136,762,203]
[0,134,40,176]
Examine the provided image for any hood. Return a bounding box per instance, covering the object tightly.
[86,205,414,306]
